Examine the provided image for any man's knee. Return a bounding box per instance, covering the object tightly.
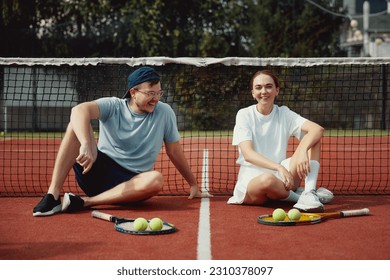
[133,171,163,194]
[148,171,164,192]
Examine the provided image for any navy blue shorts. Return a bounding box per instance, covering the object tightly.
[73,150,139,197]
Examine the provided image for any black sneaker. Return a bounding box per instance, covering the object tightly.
[62,193,85,212]
[33,194,62,217]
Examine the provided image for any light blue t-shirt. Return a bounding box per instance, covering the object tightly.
[95,97,180,173]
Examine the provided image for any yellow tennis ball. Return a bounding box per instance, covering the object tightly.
[272,208,286,221]
[288,209,301,221]
[133,217,148,231]
[149,217,163,231]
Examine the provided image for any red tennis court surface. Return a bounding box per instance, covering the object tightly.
[0,195,389,260]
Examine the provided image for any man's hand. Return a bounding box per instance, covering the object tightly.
[188,185,214,199]
[76,143,97,174]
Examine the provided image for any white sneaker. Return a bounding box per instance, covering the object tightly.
[293,190,324,212]
[294,187,333,204]
[316,187,334,204]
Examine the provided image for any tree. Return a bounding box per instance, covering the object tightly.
[0,0,347,58]
[0,0,38,56]
[244,0,346,57]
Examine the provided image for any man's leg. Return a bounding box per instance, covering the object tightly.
[62,171,164,212]
[83,170,163,207]
[48,123,88,199]
[33,123,93,216]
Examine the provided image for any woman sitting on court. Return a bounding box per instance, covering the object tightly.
[228,70,333,212]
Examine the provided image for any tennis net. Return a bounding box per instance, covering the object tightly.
[0,57,389,196]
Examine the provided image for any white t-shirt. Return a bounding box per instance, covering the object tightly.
[228,104,307,204]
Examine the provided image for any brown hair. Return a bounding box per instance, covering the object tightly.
[250,70,280,89]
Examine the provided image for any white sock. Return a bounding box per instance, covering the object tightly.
[305,160,320,192]
[280,191,300,202]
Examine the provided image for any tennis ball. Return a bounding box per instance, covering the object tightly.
[272,208,286,221]
[133,217,148,231]
[288,209,301,221]
[149,217,163,231]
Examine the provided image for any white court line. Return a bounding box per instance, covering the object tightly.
[197,148,212,260]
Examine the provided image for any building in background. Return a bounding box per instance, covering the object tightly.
[341,0,390,56]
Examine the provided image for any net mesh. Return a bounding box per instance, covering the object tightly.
[0,57,389,197]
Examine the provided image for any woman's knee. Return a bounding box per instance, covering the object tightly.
[257,173,278,189]
[248,173,278,195]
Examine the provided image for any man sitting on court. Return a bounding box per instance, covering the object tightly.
[33,66,212,216]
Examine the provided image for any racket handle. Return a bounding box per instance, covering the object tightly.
[340,208,370,217]
[91,210,114,222]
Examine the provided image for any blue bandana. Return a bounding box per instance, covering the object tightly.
[123,66,160,98]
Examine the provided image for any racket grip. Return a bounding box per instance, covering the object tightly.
[340,208,370,217]
[91,210,113,222]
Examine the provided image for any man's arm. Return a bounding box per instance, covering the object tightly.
[164,141,213,199]
[70,101,100,174]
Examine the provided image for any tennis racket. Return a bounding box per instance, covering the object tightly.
[257,208,370,226]
[91,210,176,235]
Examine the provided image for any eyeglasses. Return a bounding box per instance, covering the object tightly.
[134,88,164,98]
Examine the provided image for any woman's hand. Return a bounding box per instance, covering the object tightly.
[277,165,294,191]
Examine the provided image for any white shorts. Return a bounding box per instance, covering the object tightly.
[227,158,291,204]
